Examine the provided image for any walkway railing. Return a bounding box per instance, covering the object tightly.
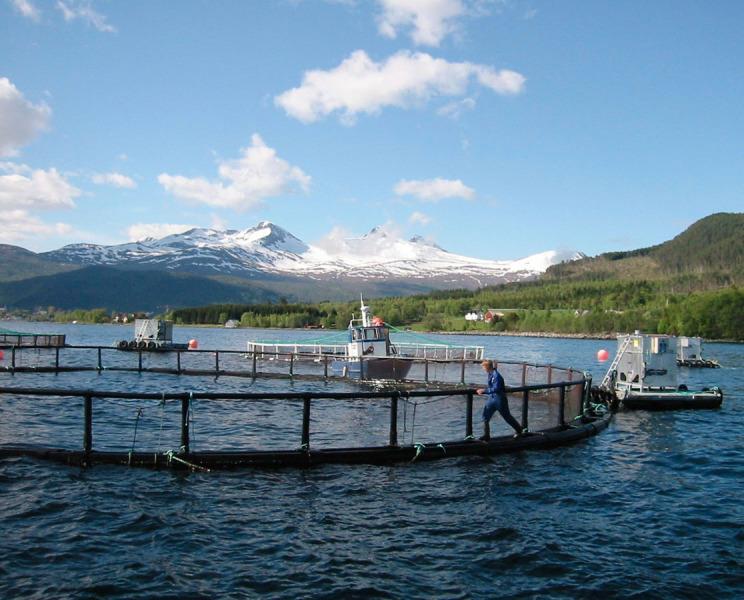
[0,372,609,469]
[0,345,578,388]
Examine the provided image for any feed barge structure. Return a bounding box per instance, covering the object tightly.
[599,332,723,410]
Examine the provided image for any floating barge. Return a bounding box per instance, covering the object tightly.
[0,328,66,349]
[676,336,720,368]
[601,332,723,410]
[116,319,188,352]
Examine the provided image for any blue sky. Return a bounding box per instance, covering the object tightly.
[1,0,742,259]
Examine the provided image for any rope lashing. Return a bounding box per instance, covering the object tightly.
[164,449,210,473]
[128,406,144,465]
[411,442,426,463]
[188,391,195,444]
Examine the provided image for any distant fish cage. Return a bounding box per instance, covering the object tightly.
[0,329,66,348]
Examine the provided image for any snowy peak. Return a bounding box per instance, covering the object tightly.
[40,221,583,287]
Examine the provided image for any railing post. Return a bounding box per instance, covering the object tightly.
[252,350,257,379]
[215,351,220,374]
[176,350,181,375]
[324,355,328,380]
[97,347,102,371]
[290,353,294,377]
[460,359,465,384]
[466,391,474,438]
[83,394,92,459]
[359,356,365,381]
[302,395,311,449]
[548,365,553,385]
[181,396,190,454]
[11,346,15,372]
[55,347,60,372]
[521,363,527,386]
[559,385,566,426]
[522,389,529,431]
[138,350,142,372]
[389,393,399,446]
[424,359,429,383]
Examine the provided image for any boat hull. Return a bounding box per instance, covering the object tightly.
[332,357,413,381]
[621,388,723,410]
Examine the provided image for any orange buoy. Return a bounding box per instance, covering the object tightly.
[371,316,384,326]
[0,349,4,361]
[188,339,199,350]
[597,349,609,362]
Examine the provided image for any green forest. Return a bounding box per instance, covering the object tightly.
[169,281,743,340]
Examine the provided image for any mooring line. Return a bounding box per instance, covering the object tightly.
[129,406,144,466]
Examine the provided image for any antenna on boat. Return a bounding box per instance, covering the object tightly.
[360,294,371,327]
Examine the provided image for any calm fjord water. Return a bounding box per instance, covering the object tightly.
[1,323,742,598]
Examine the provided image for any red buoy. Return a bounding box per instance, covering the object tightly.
[0,350,4,361]
[371,316,384,326]
[188,339,198,350]
[597,349,609,362]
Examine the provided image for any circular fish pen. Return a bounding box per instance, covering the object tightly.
[0,345,613,470]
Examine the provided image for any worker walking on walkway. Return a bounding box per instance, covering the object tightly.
[476,359,524,440]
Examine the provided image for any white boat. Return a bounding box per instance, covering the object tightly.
[246,298,484,381]
[600,332,723,409]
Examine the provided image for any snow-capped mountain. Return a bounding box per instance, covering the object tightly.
[42,222,584,287]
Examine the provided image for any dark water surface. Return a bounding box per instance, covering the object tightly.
[1,323,742,598]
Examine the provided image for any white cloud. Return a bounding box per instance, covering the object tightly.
[0,209,72,243]
[56,0,115,33]
[394,177,475,201]
[0,163,80,210]
[0,78,51,157]
[275,50,525,124]
[437,96,476,119]
[91,172,136,189]
[11,0,41,21]
[158,134,311,210]
[377,0,464,46]
[409,211,432,225]
[126,222,196,242]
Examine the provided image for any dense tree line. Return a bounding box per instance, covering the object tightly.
[167,281,743,340]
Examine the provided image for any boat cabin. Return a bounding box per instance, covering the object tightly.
[615,333,678,390]
[347,301,392,358]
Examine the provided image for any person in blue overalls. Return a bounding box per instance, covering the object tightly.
[476,359,524,440]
